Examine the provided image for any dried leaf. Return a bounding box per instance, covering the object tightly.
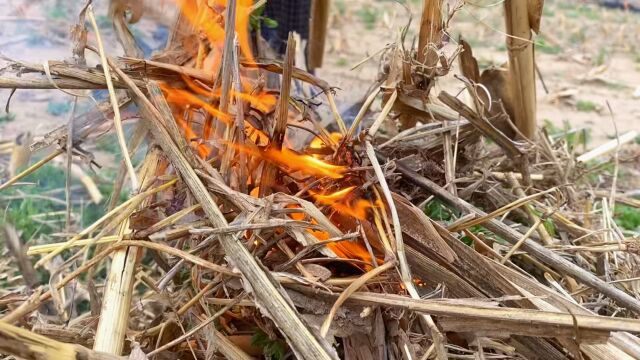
[527,0,544,33]
[392,193,457,263]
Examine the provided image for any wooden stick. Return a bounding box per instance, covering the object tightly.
[308,0,330,71]
[93,149,160,355]
[577,130,638,163]
[368,89,397,137]
[320,261,396,336]
[0,320,123,360]
[70,162,103,204]
[346,86,381,141]
[2,223,39,289]
[87,5,138,190]
[0,149,63,192]
[208,0,236,141]
[384,153,640,314]
[343,292,640,334]
[231,39,247,192]
[365,142,447,360]
[260,33,295,197]
[417,0,444,74]
[477,171,544,181]
[505,172,552,245]
[210,328,255,360]
[504,0,537,139]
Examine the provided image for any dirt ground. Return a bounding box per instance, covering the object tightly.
[316,0,640,145]
[1,0,639,147]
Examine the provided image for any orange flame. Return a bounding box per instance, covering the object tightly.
[181,75,276,113]
[160,83,232,123]
[311,186,374,220]
[265,148,346,179]
[169,0,383,270]
[175,0,255,63]
[310,132,343,150]
[175,114,211,158]
[280,202,378,267]
[227,143,346,179]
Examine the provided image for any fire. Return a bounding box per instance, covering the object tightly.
[226,142,346,179]
[175,113,211,158]
[311,186,373,220]
[310,186,382,268]
[160,83,272,149]
[175,0,255,63]
[164,0,384,271]
[310,132,343,151]
[265,148,346,179]
[160,83,232,123]
[235,91,277,113]
[181,75,276,113]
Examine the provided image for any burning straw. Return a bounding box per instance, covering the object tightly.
[1,1,640,359]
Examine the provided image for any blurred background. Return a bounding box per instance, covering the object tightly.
[1,0,639,145]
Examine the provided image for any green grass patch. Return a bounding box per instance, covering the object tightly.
[424,199,456,222]
[559,4,601,20]
[2,164,68,239]
[576,100,598,113]
[615,205,640,232]
[252,330,288,360]
[1,162,120,242]
[46,101,72,117]
[356,8,378,30]
[544,119,591,152]
[594,47,609,66]
[0,112,15,124]
[535,38,562,55]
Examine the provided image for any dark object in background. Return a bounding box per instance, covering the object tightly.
[599,0,640,11]
[262,0,312,58]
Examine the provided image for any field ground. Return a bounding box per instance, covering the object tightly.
[0,0,639,178]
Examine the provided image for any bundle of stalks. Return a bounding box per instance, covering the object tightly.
[2,1,640,360]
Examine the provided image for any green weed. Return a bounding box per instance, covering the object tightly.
[424,199,455,222]
[1,162,119,243]
[252,330,287,360]
[357,8,378,30]
[2,164,68,239]
[560,4,600,20]
[535,38,562,55]
[615,205,640,232]
[544,119,591,152]
[249,4,278,31]
[594,47,609,66]
[0,112,15,124]
[46,101,72,117]
[576,100,598,113]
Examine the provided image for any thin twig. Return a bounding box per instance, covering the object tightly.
[320,261,396,336]
[148,294,247,356]
[87,5,138,190]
